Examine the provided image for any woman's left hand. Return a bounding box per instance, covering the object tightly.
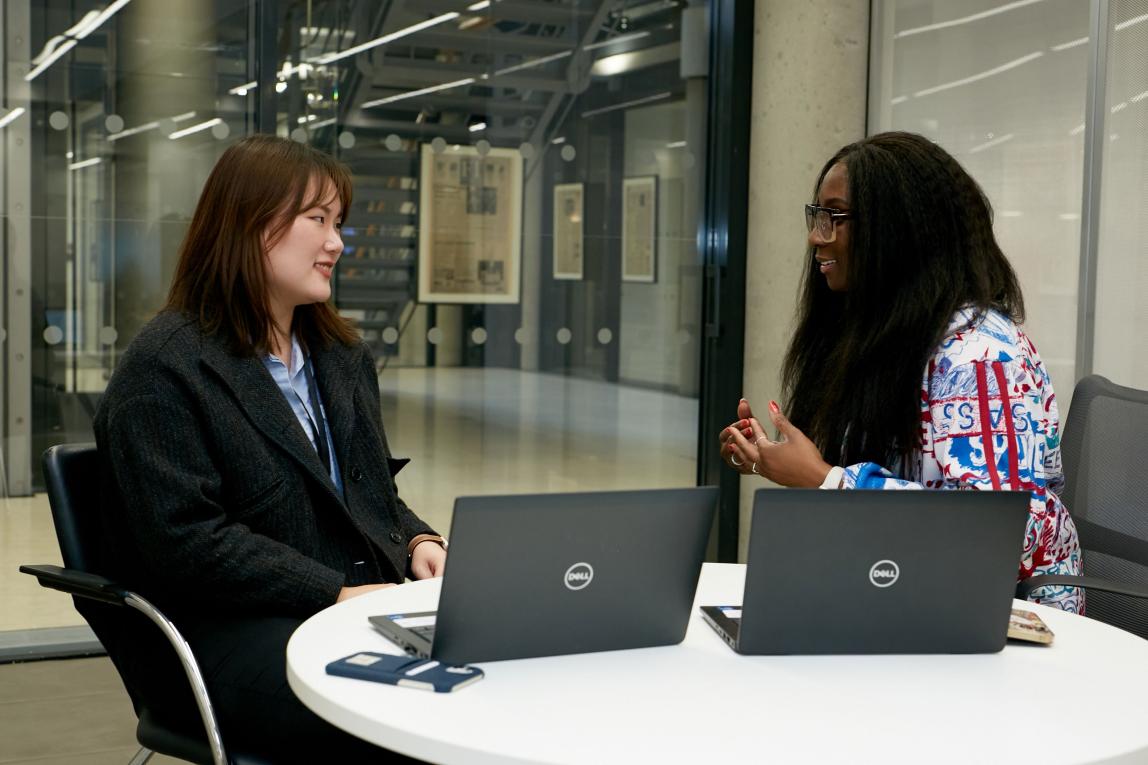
[410,540,447,579]
[724,401,834,488]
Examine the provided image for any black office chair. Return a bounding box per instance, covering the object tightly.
[20,444,268,765]
[1017,375,1148,638]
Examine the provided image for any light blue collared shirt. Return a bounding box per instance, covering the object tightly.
[262,334,343,495]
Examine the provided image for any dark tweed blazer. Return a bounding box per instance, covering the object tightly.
[93,311,436,620]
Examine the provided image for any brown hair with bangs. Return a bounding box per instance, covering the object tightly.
[166,134,358,355]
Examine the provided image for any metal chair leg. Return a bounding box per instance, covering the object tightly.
[123,593,228,765]
[127,746,155,765]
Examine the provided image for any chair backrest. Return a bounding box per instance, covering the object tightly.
[1060,375,1148,637]
[42,443,104,574]
[42,443,207,736]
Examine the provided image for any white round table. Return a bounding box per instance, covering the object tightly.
[287,563,1148,764]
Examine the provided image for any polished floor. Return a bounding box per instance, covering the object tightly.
[0,657,182,765]
[3,367,697,632]
[0,368,698,762]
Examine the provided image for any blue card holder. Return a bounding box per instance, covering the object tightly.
[326,652,484,693]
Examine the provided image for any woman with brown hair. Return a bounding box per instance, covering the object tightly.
[94,134,442,760]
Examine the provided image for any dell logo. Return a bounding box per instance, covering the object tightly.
[564,562,594,591]
[868,559,900,588]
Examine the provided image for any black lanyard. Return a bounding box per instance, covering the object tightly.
[301,357,332,475]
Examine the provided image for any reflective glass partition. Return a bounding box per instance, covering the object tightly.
[1,1,726,633]
[1093,0,1148,388]
[871,0,1148,403]
[2,0,253,501]
[273,1,711,528]
[869,0,1090,402]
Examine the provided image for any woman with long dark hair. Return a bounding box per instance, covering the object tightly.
[94,135,441,760]
[720,132,1081,612]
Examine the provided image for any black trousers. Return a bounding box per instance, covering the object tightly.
[92,604,420,764]
[187,616,418,763]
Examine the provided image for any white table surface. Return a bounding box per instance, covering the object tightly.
[287,563,1148,765]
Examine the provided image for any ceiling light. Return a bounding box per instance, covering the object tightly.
[25,38,78,81]
[313,12,460,65]
[1051,37,1088,52]
[967,132,1014,154]
[584,31,650,51]
[0,107,27,130]
[494,50,571,76]
[895,0,1044,39]
[73,0,133,39]
[362,78,475,108]
[912,51,1042,98]
[169,118,222,140]
[580,92,672,118]
[591,51,641,77]
[107,121,159,141]
[68,157,103,170]
[25,0,133,81]
[1115,12,1148,31]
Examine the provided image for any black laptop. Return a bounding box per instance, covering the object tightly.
[700,488,1030,654]
[371,487,718,664]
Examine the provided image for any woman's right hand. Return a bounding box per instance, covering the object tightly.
[336,583,395,603]
[719,398,757,470]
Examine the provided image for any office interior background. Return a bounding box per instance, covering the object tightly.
[0,0,1146,755]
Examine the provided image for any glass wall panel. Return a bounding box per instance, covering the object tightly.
[1,1,715,632]
[1092,0,1148,387]
[1,0,250,630]
[266,1,708,532]
[869,0,1090,402]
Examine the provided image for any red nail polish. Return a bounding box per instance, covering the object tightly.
[769,401,780,414]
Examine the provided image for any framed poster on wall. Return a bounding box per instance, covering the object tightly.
[622,175,657,283]
[553,182,584,280]
[418,144,523,304]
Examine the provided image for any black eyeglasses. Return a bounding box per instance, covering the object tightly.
[804,204,853,243]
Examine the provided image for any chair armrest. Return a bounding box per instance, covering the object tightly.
[1017,574,1148,601]
[18,564,128,606]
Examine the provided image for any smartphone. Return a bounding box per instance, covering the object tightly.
[326,652,484,692]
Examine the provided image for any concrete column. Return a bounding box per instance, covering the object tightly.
[738,1,869,558]
[114,0,218,345]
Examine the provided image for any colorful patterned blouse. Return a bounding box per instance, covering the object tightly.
[841,307,1083,613]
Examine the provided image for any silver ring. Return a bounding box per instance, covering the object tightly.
[730,454,743,467]
[755,437,767,445]
[752,462,760,475]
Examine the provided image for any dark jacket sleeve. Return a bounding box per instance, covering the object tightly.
[358,350,437,543]
[100,389,346,615]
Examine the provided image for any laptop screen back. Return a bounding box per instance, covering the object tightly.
[431,487,718,664]
[736,489,1030,655]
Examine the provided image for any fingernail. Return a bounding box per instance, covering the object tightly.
[769,400,780,413]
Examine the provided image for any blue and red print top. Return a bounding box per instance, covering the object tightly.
[840,307,1083,613]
